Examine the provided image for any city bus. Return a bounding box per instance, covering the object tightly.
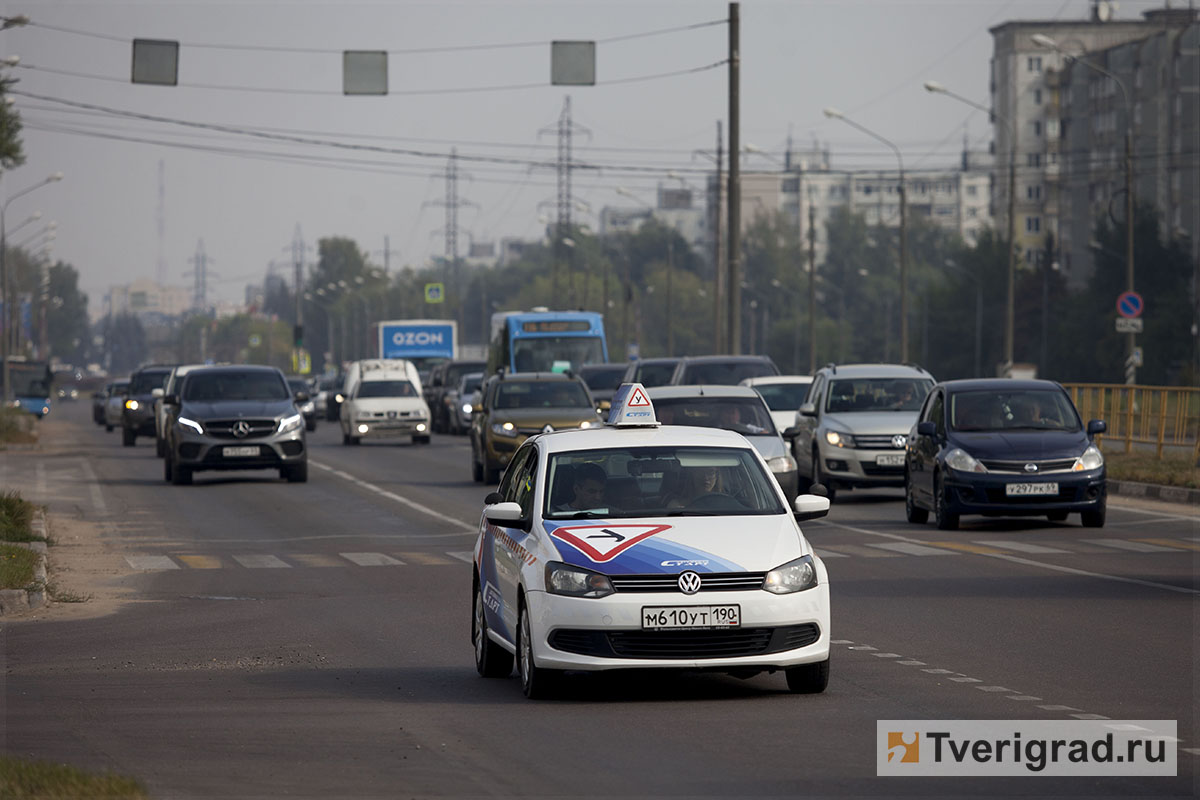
[487,309,608,376]
[2,357,54,417]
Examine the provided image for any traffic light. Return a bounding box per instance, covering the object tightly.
[293,324,303,347]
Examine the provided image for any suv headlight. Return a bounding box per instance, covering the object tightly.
[492,421,518,437]
[125,399,140,411]
[1073,445,1104,472]
[767,454,797,473]
[277,413,304,434]
[825,430,856,448]
[177,416,204,434]
[945,447,987,473]
[544,561,614,598]
[763,555,818,594]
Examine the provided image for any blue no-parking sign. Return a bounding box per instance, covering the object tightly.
[1116,290,1144,319]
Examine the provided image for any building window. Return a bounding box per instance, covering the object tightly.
[967,207,978,217]
[782,177,799,193]
[1027,56,1042,73]
[1025,216,1041,233]
[1034,88,1043,105]
[1026,184,1043,200]
[967,185,978,197]
[1033,120,1042,136]
[1026,153,1042,167]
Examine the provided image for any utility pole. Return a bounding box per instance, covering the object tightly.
[425,149,475,324]
[808,200,817,373]
[156,159,167,286]
[713,120,724,354]
[184,239,212,312]
[726,2,741,354]
[292,225,305,367]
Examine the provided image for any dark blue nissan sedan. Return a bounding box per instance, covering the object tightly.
[904,379,1107,530]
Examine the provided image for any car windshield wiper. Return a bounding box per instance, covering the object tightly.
[663,509,717,517]
[552,510,608,520]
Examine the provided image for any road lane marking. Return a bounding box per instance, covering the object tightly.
[77,457,108,515]
[927,541,1008,555]
[395,552,454,566]
[1135,538,1200,552]
[125,556,179,570]
[310,460,476,532]
[896,660,926,666]
[446,551,475,563]
[868,542,959,556]
[177,555,222,569]
[975,540,1069,554]
[949,676,982,683]
[340,552,404,567]
[232,555,290,569]
[815,544,900,558]
[1007,695,1042,701]
[1070,713,1111,720]
[872,653,902,658]
[1087,538,1179,553]
[1038,705,1082,711]
[976,686,1015,692]
[812,547,849,558]
[290,554,345,567]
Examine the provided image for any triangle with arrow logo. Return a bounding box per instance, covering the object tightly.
[550,524,672,562]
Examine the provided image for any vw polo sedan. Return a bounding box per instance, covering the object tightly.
[905,379,1107,529]
[471,384,832,699]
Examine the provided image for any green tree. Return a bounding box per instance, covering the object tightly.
[0,71,25,172]
[43,261,89,364]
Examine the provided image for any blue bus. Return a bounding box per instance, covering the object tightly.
[3,357,53,417]
[487,310,608,375]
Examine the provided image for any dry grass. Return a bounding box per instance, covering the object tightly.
[0,544,39,590]
[0,491,41,543]
[0,407,37,445]
[1104,450,1200,489]
[0,755,150,799]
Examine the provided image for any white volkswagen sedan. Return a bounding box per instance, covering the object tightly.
[471,384,832,699]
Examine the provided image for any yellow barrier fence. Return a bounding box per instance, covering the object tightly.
[1063,383,1200,459]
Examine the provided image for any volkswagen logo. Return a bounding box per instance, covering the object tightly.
[232,420,251,438]
[892,434,907,449]
[1024,463,1039,473]
[677,571,702,595]
[542,424,554,434]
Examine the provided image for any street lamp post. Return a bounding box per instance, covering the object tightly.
[823,109,908,362]
[616,186,676,356]
[924,80,1017,376]
[2,172,63,403]
[1032,34,1136,384]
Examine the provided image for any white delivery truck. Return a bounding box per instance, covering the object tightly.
[339,359,431,446]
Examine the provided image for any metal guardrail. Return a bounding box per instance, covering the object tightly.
[1064,383,1200,459]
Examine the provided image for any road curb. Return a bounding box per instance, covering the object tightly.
[0,508,48,616]
[1109,479,1200,507]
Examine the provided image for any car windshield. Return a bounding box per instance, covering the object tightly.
[544,446,786,519]
[287,380,309,394]
[111,382,129,396]
[460,374,483,394]
[950,389,1081,432]
[182,371,289,402]
[826,378,932,413]
[357,380,417,398]
[446,362,485,385]
[653,396,776,435]
[512,336,605,373]
[496,381,592,409]
[753,382,811,412]
[678,360,777,385]
[631,361,678,387]
[130,371,170,395]
[581,366,626,391]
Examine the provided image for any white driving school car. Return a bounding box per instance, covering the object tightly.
[471,383,833,699]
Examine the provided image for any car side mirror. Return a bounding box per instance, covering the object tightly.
[782,425,800,440]
[484,491,504,505]
[917,421,937,438]
[152,388,164,398]
[793,493,831,522]
[485,501,530,531]
[164,394,179,406]
[295,391,310,403]
[809,483,829,500]
[1087,419,1106,436]
[798,402,816,417]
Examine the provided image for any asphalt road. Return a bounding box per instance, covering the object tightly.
[2,402,1197,798]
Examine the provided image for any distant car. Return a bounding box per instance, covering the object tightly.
[620,357,680,388]
[427,359,487,434]
[339,359,430,445]
[92,385,111,425]
[741,375,814,433]
[578,363,628,412]
[469,371,601,484]
[648,385,799,502]
[313,377,338,418]
[286,377,318,431]
[103,380,130,431]
[669,355,780,386]
[471,383,832,698]
[450,371,484,435]
[163,365,307,485]
[787,363,935,502]
[905,379,1107,530]
[122,365,175,447]
[155,364,209,457]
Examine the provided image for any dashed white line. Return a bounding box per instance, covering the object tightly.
[922,668,955,675]
[340,552,404,567]
[976,540,1068,554]
[1038,705,1082,712]
[896,660,926,666]
[949,676,982,683]
[446,551,475,564]
[125,556,179,570]
[976,686,1015,693]
[872,653,903,658]
[1007,695,1042,701]
[232,555,290,569]
[1070,713,1111,720]
[1086,538,1179,553]
[867,542,959,557]
[310,460,476,532]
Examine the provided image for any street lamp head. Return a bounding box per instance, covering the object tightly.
[48,171,63,182]
[615,186,634,199]
[562,237,576,248]
[1030,34,1058,50]
[923,80,947,94]
[822,107,844,120]
[743,143,763,153]
[1,55,19,66]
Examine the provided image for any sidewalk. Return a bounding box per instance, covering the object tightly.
[1108,479,1200,507]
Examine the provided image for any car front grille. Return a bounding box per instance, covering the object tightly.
[979,458,1079,474]
[608,572,767,593]
[854,434,906,449]
[548,623,820,659]
[204,419,277,439]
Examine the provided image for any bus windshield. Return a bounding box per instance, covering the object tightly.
[512,336,605,374]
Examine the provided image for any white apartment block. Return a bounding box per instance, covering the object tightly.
[105,278,193,319]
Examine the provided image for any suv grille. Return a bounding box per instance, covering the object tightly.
[979,458,1078,474]
[204,419,277,439]
[548,624,820,659]
[609,572,767,593]
[853,434,906,449]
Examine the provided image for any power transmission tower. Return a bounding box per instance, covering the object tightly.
[156,159,167,286]
[184,239,215,312]
[424,148,476,323]
[292,224,306,354]
[538,96,591,306]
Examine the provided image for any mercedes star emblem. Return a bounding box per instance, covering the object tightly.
[677,571,702,595]
[232,420,251,438]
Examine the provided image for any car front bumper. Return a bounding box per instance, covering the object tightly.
[820,445,907,488]
[348,418,428,438]
[942,468,1106,516]
[123,407,157,434]
[171,428,306,471]
[526,581,830,672]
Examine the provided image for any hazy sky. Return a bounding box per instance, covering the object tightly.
[1,0,1157,311]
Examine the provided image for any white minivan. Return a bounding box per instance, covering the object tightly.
[339,359,431,445]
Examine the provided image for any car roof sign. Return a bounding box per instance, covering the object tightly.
[607,382,659,427]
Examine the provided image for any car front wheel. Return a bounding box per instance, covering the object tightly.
[474,582,513,678]
[905,469,929,524]
[934,473,959,530]
[517,602,558,699]
[1081,504,1106,528]
[785,657,829,693]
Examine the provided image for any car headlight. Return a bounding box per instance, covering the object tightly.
[125,399,140,411]
[334,393,344,403]
[1073,445,1104,472]
[763,555,818,594]
[277,413,304,433]
[944,447,987,473]
[177,416,204,434]
[579,420,594,429]
[462,403,473,414]
[416,423,427,432]
[300,401,315,414]
[767,454,797,473]
[492,421,518,437]
[544,561,614,598]
[825,430,855,448]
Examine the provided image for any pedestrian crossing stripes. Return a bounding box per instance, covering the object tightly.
[118,536,1198,572]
